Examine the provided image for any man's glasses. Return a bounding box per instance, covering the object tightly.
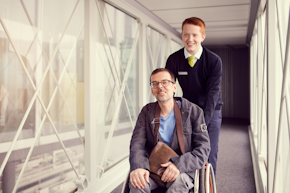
[150,80,175,88]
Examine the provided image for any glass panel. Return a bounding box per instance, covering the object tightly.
[15,133,84,193]
[170,40,182,57]
[0,2,36,143]
[94,1,139,170]
[278,0,290,57]
[146,27,166,102]
[169,40,183,97]
[279,104,290,192]
[147,27,166,69]
[277,0,290,191]
[0,0,84,192]
[105,97,132,170]
[259,11,267,164]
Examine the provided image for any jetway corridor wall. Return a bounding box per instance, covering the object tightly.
[249,0,290,192]
[0,0,182,192]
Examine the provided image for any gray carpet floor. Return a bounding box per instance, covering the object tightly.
[111,119,256,193]
[216,119,256,193]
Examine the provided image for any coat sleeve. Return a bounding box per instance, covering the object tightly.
[129,106,150,172]
[170,107,210,173]
[203,56,222,125]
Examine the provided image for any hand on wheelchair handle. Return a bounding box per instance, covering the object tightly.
[160,162,180,182]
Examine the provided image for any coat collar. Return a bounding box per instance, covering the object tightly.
[148,97,191,128]
[147,98,191,149]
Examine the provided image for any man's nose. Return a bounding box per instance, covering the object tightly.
[188,35,194,41]
[157,82,163,88]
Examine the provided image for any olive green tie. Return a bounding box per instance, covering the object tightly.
[188,56,195,67]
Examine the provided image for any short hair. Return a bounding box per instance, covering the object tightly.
[150,68,175,83]
[182,17,206,35]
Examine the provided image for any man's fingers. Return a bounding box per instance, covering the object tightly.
[173,173,179,181]
[170,169,180,182]
[162,172,169,182]
[135,177,143,189]
[130,177,137,188]
[131,176,142,189]
[160,162,170,167]
[161,168,168,181]
[130,169,149,189]
[167,171,174,182]
[138,175,146,188]
[161,162,180,182]
[168,171,176,182]
[145,171,150,183]
[166,171,174,182]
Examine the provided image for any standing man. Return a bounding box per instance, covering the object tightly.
[165,17,223,175]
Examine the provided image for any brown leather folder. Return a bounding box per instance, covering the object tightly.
[148,141,179,188]
[149,100,184,188]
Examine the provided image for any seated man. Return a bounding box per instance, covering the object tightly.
[129,68,210,192]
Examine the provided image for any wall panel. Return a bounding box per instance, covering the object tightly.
[208,46,250,121]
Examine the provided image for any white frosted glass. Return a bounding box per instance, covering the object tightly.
[94,2,139,170]
[0,0,84,192]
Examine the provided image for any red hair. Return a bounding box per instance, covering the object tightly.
[182,17,206,35]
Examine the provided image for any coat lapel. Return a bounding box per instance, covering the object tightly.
[147,102,157,135]
[171,126,179,149]
[148,99,190,153]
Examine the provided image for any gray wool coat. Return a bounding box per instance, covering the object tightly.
[129,97,211,179]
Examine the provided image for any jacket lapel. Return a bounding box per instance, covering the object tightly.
[171,127,179,149]
[147,102,157,135]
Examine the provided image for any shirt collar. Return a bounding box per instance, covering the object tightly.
[184,46,203,59]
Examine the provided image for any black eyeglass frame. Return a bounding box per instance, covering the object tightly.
[150,79,175,88]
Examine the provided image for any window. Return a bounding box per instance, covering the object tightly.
[0,0,85,192]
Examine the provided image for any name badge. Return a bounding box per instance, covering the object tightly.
[178,71,188,75]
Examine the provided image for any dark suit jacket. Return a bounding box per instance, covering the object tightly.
[129,97,210,179]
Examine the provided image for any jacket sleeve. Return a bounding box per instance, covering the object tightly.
[204,56,222,125]
[171,107,210,173]
[129,106,150,172]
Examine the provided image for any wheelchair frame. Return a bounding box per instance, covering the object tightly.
[122,163,217,193]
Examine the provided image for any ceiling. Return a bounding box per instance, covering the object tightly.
[135,0,252,46]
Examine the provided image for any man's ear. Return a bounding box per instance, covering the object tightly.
[201,33,206,42]
[173,83,177,92]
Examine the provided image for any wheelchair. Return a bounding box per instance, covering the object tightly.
[122,163,217,193]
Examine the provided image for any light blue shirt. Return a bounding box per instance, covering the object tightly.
[159,101,181,146]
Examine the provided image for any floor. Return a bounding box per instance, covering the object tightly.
[215,118,256,193]
[111,118,256,193]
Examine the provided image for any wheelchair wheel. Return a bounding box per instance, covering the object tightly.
[205,163,217,193]
[198,164,206,193]
[194,168,199,193]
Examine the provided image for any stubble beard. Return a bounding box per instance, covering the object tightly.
[156,89,172,103]
[157,96,170,103]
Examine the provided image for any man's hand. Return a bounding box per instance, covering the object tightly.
[130,168,149,189]
[160,162,180,182]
